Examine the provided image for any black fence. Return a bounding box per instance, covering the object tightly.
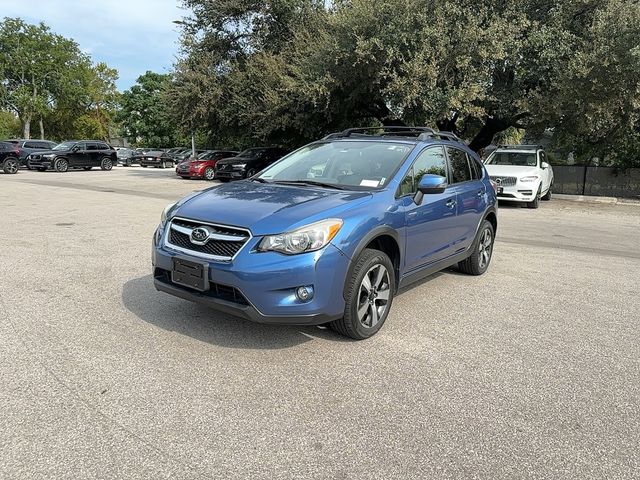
[552,166,640,199]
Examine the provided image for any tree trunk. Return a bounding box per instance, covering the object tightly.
[39,118,45,140]
[468,117,511,153]
[22,115,32,139]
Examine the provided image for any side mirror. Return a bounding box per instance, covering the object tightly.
[541,162,550,170]
[414,174,447,205]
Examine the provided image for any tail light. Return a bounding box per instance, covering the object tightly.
[490,179,498,193]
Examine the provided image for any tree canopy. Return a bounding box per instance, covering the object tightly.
[0,17,119,141]
[169,0,640,164]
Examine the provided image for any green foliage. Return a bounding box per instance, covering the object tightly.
[118,71,183,147]
[0,17,120,141]
[0,110,20,138]
[170,0,640,165]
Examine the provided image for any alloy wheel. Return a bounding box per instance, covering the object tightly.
[357,264,391,328]
[4,159,19,174]
[478,228,493,269]
[204,167,215,180]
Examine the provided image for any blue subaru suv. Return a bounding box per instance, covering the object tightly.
[152,127,497,339]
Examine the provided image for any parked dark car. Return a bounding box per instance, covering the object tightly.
[139,151,175,168]
[174,149,205,165]
[115,147,136,166]
[27,140,117,172]
[4,139,57,167]
[176,150,239,180]
[0,141,21,174]
[214,147,289,181]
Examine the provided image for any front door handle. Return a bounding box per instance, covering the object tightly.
[446,199,456,209]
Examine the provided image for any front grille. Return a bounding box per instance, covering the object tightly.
[166,218,250,260]
[490,176,517,187]
[154,268,248,305]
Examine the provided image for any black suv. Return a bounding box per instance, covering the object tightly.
[0,141,21,174]
[214,147,289,181]
[5,139,57,167]
[28,140,117,172]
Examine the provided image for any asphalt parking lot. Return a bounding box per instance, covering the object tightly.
[1,168,639,479]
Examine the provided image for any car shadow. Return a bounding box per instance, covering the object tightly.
[122,275,349,349]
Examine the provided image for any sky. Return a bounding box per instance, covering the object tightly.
[0,0,185,91]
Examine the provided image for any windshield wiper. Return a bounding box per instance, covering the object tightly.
[251,177,270,183]
[272,180,347,190]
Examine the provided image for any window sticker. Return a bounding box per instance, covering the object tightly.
[360,179,380,187]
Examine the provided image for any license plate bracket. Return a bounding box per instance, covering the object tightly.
[171,257,209,292]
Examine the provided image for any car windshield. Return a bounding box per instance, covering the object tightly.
[257,141,414,190]
[238,148,267,157]
[486,151,537,167]
[197,151,215,159]
[53,141,76,151]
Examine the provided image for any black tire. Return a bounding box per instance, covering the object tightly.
[141,165,148,168]
[542,184,552,201]
[83,166,92,171]
[125,160,132,167]
[2,157,19,174]
[458,220,495,276]
[100,157,113,171]
[246,168,256,178]
[54,158,69,173]
[37,167,47,172]
[527,187,541,209]
[329,248,395,340]
[204,167,215,180]
[218,177,230,182]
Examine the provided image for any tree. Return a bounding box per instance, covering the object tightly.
[171,0,640,161]
[118,71,182,147]
[0,17,93,139]
[0,110,20,138]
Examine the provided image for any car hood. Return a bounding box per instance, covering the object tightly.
[216,156,257,165]
[34,149,64,156]
[484,164,539,177]
[174,181,372,235]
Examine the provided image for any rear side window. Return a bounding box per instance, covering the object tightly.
[24,141,40,148]
[86,143,99,150]
[447,147,472,184]
[97,142,110,150]
[399,146,447,196]
[469,157,483,180]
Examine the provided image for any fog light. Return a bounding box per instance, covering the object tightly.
[295,286,314,302]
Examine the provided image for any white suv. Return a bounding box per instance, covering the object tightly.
[484,145,554,209]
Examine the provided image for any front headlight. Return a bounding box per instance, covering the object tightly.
[234,163,246,169]
[160,202,177,226]
[519,176,540,183]
[258,219,343,255]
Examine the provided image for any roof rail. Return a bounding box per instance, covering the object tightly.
[323,126,463,143]
[496,144,543,150]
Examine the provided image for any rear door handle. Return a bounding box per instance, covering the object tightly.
[446,199,456,209]
[477,189,485,197]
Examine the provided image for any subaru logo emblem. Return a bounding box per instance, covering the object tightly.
[190,227,210,245]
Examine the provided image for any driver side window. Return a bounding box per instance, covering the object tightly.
[398,146,447,196]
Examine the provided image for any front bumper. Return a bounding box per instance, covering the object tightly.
[215,167,245,179]
[27,158,53,169]
[152,225,349,324]
[496,184,538,202]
